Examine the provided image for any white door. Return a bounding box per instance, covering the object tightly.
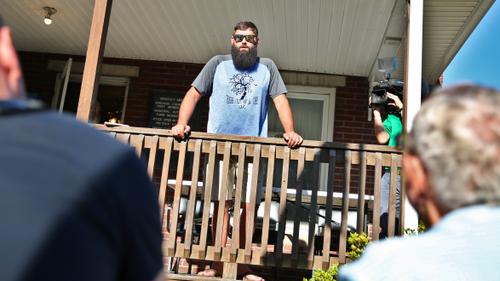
[268,85,335,191]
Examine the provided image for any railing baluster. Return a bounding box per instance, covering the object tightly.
[144,136,159,178]
[308,152,320,267]
[244,143,261,263]
[130,134,144,157]
[372,152,383,241]
[398,155,405,233]
[292,147,306,261]
[183,139,202,257]
[214,141,232,261]
[260,145,276,262]
[158,137,173,225]
[193,140,216,259]
[166,140,187,257]
[357,151,367,233]
[388,153,398,237]
[276,146,290,263]
[115,133,130,144]
[339,150,351,263]
[231,143,246,261]
[322,150,336,268]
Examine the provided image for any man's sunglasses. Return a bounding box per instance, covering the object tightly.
[233,34,257,44]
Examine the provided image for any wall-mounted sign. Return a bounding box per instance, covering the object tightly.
[149,89,202,130]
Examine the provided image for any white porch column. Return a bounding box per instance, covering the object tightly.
[402,0,423,231]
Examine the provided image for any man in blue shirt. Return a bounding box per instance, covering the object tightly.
[339,84,500,280]
[172,21,303,281]
[172,21,302,143]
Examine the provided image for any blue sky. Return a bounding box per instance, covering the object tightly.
[444,1,500,89]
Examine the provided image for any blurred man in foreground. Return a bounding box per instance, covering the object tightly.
[0,17,163,281]
[339,84,500,280]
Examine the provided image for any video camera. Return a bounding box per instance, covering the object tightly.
[370,79,404,107]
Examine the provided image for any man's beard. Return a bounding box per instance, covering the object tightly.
[231,45,258,70]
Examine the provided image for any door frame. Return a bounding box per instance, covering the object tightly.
[282,85,336,191]
[53,73,130,122]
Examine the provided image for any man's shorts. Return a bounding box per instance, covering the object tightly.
[204,157,267,203]
[380,171,401,217]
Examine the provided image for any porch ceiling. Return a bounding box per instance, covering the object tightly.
[1,0,493,82]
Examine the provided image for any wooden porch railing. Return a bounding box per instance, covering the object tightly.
[96,125,403,277]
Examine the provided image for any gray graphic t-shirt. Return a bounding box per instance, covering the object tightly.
[192,55,286,137]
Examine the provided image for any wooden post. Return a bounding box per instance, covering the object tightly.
[76,0,113,122]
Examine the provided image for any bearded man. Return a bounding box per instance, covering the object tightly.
[171,21,302,280]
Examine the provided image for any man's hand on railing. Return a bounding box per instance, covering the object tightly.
[171,123,191,140]
[283,131,303,148]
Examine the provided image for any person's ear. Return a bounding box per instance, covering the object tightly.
[403,153,429,209]
[0,26,26,99]
[404,152,446,226]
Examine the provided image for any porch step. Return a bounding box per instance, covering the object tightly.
[165,273,241,281]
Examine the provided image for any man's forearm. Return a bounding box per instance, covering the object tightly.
[272,94,303,148]
[177,87,202,125]
[373,110,389,144]
[273,94,295,133]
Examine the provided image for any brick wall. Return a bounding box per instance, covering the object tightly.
[19,51,374,142]
[332,76,377,193]
[19,51,377,195]
[334,76,375,144]
[18,51,209,128]
[105,57,209,127]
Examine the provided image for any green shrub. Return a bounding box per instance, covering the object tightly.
[418,222,427,233]
[404,221,427,236]
[303,232,370,281]
[404,227,417,236]
[303,264,339,281]
[347,232,369,260]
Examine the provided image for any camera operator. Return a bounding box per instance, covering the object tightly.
[371,90,403,239]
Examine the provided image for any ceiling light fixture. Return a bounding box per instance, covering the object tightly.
[43,7,57,25]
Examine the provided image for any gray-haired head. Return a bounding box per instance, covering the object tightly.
[407,84,500,211]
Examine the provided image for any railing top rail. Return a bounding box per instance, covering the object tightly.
[95,125,402,154]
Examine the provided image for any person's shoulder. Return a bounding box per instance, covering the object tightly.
[209,54,231,64]
[257,58,280,76]
[258,57,277,67]
[29,111,134,171]
[259,57,278,73]
[48,111,126,144]
[338,236,427,280]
